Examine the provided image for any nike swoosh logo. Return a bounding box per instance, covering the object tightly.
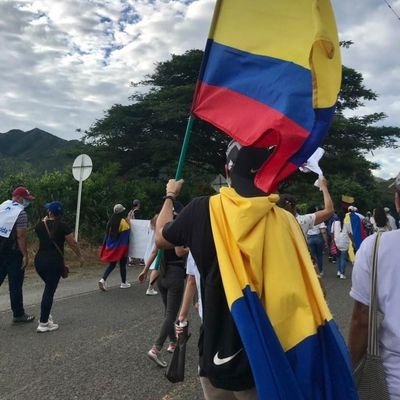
[250,168,259,174]
[213,348,243,366]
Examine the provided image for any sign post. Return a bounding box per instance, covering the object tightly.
[72,154,93,241]
[210,174,228,193]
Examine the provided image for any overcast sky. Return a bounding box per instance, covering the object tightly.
[1,0,399,178]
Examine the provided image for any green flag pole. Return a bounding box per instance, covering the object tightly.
[154,115,195,270]
[175,115,194,179]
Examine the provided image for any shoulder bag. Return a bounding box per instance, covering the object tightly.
[43,219,69,279]
[353,232,390,400]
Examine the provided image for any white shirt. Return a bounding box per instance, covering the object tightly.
[331,220,352,251]
[387,214,398,231]
[350,230,400,399]
[186,252,202,320]
[296,213,316,236]
[307,222,326,236]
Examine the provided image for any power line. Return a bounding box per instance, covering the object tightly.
[382,0,400,21]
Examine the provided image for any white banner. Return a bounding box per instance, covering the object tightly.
[128,219,151,259]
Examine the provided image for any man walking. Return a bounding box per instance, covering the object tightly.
[0,186,35,323]
[154,141,356,399]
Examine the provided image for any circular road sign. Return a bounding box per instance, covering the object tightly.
[72,154,93,182]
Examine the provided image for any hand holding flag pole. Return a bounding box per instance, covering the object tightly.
[154,116,195,270]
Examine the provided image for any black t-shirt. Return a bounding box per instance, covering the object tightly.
[163,196,254,391]
[35,219,72,255]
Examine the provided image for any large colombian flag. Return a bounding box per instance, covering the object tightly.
[209,188,357,399]
[100,219,130,262]
[192,0,342,192]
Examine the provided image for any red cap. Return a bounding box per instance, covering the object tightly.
[12,186,35,200]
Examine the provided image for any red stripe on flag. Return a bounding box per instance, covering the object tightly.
[193,83,309,192]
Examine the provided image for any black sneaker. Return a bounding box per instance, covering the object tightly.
[13,314,35,323]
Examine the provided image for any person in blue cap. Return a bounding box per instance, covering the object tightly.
[34,201,83,332]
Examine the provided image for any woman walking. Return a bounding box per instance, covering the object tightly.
[141,202,188,367]
[99,204,131,291]
[331,211,353,279]
[373,206,391,232]
[34,201,83,332]
[307,215,328,276]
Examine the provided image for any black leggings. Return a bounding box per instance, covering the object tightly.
[35,254,62,323]
[155,265,186,349]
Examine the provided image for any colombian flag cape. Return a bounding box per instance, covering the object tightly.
[345,211,367,263]
[192,0,341,192]
[100,219,130,262]
[209,188,357,399]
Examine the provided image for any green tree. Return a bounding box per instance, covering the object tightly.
[84,48,400,214]
[84,50,229,181]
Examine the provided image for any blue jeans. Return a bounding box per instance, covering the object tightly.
[307,234,324,273]
[337,250,348,275]
[0,253,25,318]
[102,257,128,283]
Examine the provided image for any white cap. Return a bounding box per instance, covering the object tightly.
[384,207,390,213]
[113,204,126,214]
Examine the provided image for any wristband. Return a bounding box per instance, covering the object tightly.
[163,195,175,201]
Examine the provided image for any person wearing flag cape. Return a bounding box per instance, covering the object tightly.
[154,141,357,400]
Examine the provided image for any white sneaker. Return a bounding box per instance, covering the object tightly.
[146,288,158,296]
[147,346,167,368]
[99,279,107,291]
[319,271,324,277]
[37,320,59,333]
[340,274,346,279]
[337,271,341,278]
[120,282,131,289]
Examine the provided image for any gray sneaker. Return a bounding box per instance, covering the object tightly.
[13,314,35,323]
[147,347,167,368]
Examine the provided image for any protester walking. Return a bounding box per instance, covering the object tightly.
[331,211,353,279]
[99,204,131,291]
[384,207,397,230]
[34,201,83,332]
[145,202,188,368]
[278,177,334,236]
[154,141,356,399]
[141,214,159,296]
[373,206,391,232]
[0,186,35,323]
[349,176,400,399]
[307,219,328,276]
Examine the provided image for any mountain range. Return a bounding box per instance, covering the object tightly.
[0,128,86,175]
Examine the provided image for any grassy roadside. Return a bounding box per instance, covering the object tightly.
[25,238,104,278]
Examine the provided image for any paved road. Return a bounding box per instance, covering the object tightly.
[0,260,353,400]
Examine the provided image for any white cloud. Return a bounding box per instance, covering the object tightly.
[0,0,399,178]
[0,0,215,140]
